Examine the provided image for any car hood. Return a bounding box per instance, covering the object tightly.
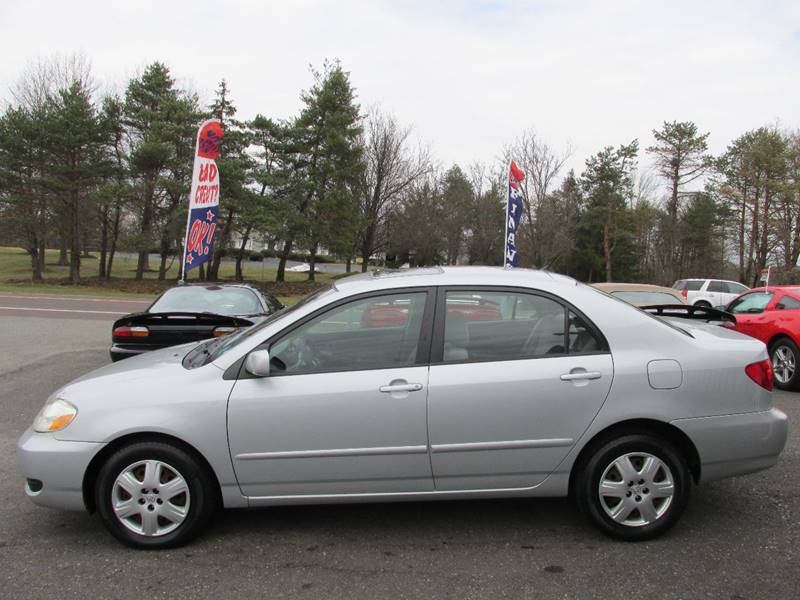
[54,342,203,405]
[49,342,229,443]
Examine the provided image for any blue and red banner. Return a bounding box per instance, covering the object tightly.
[504,160,525,268]
[182,119,224,274]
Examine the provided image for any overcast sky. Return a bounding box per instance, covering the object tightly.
[1,0,798,180]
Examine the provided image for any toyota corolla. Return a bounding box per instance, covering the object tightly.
[17,267,788,548]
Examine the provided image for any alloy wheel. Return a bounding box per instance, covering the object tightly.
[598,452,674,527]
[111,459,191,537]
[772,345,795,384]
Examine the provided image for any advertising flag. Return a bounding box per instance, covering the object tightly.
[182,119,224,275]
[504,160,525,269]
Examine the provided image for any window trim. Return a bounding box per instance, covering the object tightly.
[228,286,436,379]
[429,285,610,366]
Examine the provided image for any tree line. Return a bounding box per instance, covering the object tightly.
[1,55,799,287]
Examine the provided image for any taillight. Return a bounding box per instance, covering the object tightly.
[213,326,238,337]
[745,359,773,391]
[681,289,688,299]
[113,326,149,338]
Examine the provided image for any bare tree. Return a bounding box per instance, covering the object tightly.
[11,53,95,110]
[357,107,430,271]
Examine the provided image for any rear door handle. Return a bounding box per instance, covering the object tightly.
[379,383,423,393]
[560,371,602,382]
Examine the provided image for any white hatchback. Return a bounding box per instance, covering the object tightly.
[673,279,750,308]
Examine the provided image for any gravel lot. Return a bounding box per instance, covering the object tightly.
[1,305,798,599]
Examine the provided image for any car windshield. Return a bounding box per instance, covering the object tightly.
[183,284,337,368]
[611,291,680,305]
[727,292,774,314]
[150,286,262,316]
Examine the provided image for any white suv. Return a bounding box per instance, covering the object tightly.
[673,278,750,308]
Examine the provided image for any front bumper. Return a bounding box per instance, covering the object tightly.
[17,428,104,511]
[671,408,789,483]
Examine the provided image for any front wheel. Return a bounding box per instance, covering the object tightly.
[95,441,217,549]
[577,434,690,541]
[770,338,800,390]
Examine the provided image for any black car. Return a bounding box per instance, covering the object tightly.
[110,283,283,362]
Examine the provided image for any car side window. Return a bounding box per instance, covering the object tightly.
[269,292,428,375]
[442,291,566,363]
[708,281,727,293]
[779,296,800,310]
[568,311,603,353]
[729,283,748,294]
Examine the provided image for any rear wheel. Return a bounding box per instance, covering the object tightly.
[770,338,800,390]
[95,441,217,549]
[577,434,690,541]
[694,300,711,308]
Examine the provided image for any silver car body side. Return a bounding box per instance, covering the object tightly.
[18,267,788,512]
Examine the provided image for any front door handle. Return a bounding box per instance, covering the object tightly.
[560,371,602,382]
[379,382,423,393]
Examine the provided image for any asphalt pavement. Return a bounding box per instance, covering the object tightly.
[0,292,798,599]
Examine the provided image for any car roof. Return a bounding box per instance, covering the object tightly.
[592,282,680,294]
[332,266,576,294]
[744,285,800,294]
[677,278,744,284]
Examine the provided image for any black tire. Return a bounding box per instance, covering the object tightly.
[769,337,800,391]
[694,300,711,308]
[576,434,690,541]
[95,441,217,549]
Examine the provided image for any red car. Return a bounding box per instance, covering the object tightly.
[724,286,800,390]
[361,297,502,328]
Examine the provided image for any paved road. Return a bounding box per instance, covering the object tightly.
[0,296,798,599]
[0,293,151,321]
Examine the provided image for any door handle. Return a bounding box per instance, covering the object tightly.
[560,371,602,382]
[379,382,423,393]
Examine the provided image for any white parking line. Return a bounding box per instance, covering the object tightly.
[0,306,126,315]
[0,294,150,304]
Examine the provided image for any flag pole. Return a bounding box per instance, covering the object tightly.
[504,160,511,270]
[180,125,203,284]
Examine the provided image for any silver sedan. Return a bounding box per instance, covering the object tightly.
[18,267,788,548]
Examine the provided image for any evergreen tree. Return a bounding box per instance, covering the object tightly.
[579,142,639,281]
[294,61,363,281]
[124,63,187,279]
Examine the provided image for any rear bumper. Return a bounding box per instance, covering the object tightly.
[17,428,103,511]
[109,343,161,361]
[671,408,788,483]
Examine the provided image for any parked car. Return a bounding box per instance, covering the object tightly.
[722,286,800,390]
[19,267,787,548]
[109,283,283,362]
[361,294,502,328]
[592,283,685,307]
[673,278,749,308]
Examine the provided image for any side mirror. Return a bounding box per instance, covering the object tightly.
[244,349,271,377]
[776,303,786,310]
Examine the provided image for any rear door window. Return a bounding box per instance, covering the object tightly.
[681,280,704,291]
[707,281,728,293]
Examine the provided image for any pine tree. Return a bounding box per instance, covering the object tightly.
[294,61,364,281]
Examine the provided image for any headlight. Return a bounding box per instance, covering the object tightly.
[33,398,78,433]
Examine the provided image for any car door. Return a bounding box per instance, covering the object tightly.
[427,287,613,491]
[705,280,727,306]
[227,288,435,498]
